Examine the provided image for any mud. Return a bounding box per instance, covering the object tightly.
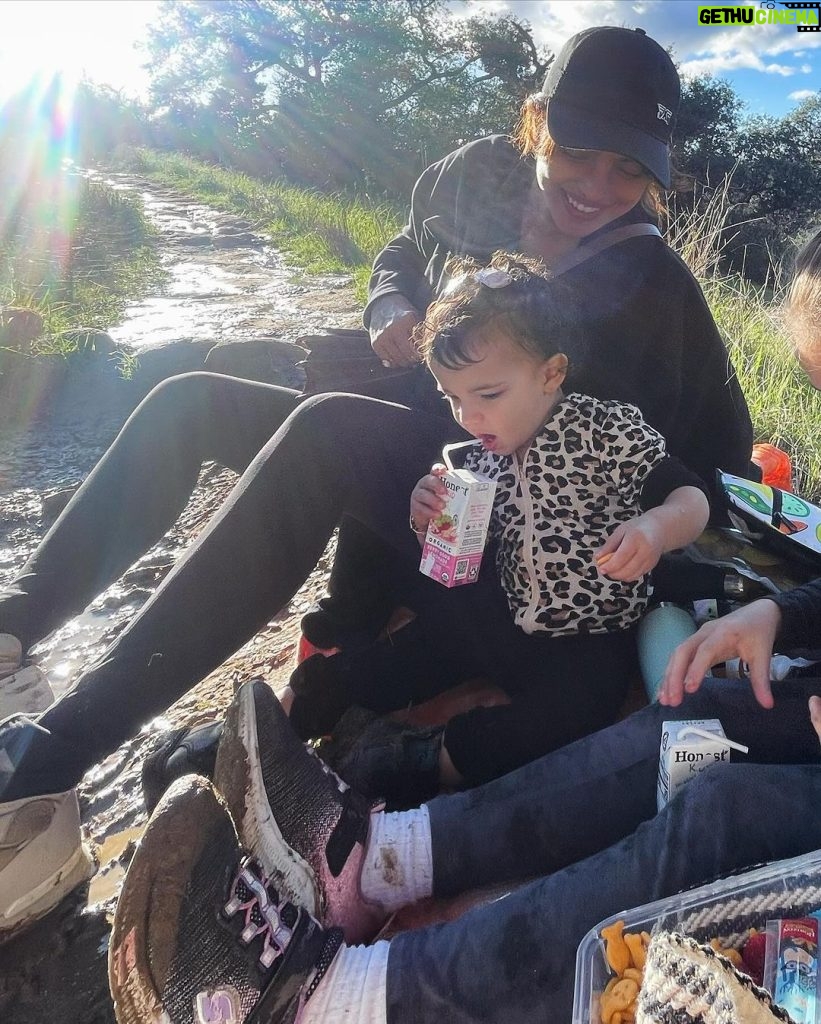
[0,175,354,1022]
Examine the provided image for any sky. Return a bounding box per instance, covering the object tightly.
[0,0,818,118]
[471,0,821,116]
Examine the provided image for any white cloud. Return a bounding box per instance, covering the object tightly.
[476,0,821,74]
[788,88,817,101]
[464,0,821,114]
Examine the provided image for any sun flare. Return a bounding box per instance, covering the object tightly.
[0,0,157,104]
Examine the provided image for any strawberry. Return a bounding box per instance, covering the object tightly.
[741,931,767,987]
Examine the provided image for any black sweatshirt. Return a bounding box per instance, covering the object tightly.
[366,135,754,503]
[772,580,821,652]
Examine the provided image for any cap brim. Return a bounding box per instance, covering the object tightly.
[547,103,671,189]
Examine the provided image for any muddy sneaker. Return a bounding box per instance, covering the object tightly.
[109,776,343,1024]
[0,666,55,717]
[0,787,94,942]
[214,679,384,943]
[0,634,23,681]
[141,720,224,814]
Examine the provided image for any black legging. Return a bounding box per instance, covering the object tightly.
[3,379,639,799]
[4,386,466,797]
[0,368,444,652]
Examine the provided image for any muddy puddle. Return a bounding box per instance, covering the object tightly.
[0,173,354,1021]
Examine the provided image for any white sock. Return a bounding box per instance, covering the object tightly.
[300,940,389,1024]
[359,806,433,912]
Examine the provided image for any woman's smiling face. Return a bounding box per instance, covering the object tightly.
[535,145,652,239]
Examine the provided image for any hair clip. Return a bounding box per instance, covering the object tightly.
[474,267,513,288]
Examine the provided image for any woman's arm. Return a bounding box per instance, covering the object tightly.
[659,578,821,709]
[659,599,782,708]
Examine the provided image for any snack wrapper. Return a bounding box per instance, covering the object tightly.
[764,917,820,1023]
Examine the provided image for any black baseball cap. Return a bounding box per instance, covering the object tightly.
[542,26,680,188]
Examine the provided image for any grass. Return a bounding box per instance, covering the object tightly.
[667,183,820,496]
[1,176,164,358]
[115,148,818,497]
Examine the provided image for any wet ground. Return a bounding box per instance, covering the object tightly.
[0,175,355,1021]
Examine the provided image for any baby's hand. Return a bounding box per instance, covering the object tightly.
[410,464,448,535]
[595,516,665,582]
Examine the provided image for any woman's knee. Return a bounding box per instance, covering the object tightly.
[134,372,221,428]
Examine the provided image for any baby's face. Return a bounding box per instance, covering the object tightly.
[431,324,566,459]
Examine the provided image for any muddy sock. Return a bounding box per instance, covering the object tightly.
[360,806,433,912]
[300,940,389,1024]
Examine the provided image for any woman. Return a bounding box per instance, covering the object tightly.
[0,25,752,930]
[108,227,821,1024]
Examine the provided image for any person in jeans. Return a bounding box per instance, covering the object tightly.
[107,228,821,1022]
[1,25,752,937]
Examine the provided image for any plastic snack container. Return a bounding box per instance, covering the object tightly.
[572,848,821,1024]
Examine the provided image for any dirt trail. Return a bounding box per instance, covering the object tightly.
[0,176,358,1022]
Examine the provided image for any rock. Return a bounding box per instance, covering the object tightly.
[0,307,44,350]
[57,329,117,356]
[0,349,69,424]
[42,485,79,525]
[204,339,306,389]
[171,232,212,247]
[0,634,23,680]
[211,232,261,248]
[213,219,254,235]
[131,340,214,393]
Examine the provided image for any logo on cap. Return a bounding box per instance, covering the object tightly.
[657,104,673,125]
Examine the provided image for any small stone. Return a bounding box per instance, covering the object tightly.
[0,633,23,679]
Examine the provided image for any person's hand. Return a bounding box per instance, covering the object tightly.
[370,310,421,367]
[410,465,447,536]
[658,599,782,709]
[596,515,666,582]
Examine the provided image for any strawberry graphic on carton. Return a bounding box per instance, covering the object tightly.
[419,441,497,588]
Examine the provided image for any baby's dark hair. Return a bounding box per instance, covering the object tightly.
[414,252,584,371]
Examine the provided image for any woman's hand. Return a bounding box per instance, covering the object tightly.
[410,465,447,537]
[657,599,782,709]
[596,515,666,582]
[368,295,422,367]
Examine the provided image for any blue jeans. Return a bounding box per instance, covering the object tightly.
[387,677,821,1021]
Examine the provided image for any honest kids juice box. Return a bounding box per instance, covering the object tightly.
[419,441,496,588]
[656,719,745,811]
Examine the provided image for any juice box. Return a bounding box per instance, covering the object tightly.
[657,719,731,811]
[419,443,496,589]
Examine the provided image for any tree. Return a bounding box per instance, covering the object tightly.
[673,76,821,280]
[144,0,551,191]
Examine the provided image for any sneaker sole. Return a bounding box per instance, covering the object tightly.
[0,840,94,942]
[109,777,237,1024]
[215,682,319,918]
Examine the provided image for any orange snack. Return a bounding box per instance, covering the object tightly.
[624,932,646,971]
[601,920,631,975]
